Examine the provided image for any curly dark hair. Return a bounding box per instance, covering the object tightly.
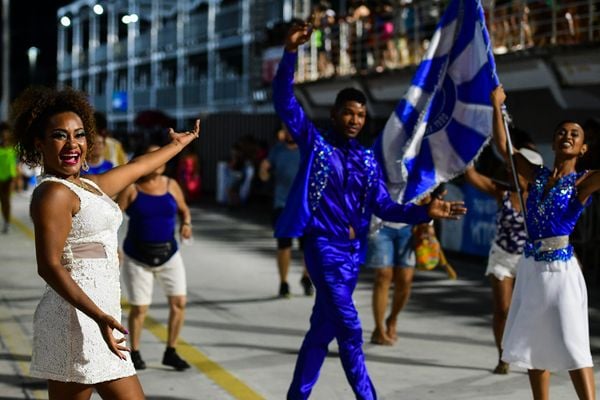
[10,86,96,167]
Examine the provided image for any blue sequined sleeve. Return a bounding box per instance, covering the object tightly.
[371,164,431,224]
[272,51,316,150]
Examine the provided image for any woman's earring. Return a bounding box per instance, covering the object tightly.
[82,160,89,172]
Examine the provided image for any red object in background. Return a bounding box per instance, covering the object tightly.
[177,154,202,202]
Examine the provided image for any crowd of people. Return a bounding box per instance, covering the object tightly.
[293,0,597,82]
[0,13,599,400]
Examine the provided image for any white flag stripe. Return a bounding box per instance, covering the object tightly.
[405,86,428,110]
[382,114,408,182]
[428,130,468,180]
[447,21,489,84]
[423,19,459,61]
[452,101,493,135]
[403,121,428,160]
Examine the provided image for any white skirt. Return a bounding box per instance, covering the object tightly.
[502,255,593,371]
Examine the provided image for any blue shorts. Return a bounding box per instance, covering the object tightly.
[366,225,415,269]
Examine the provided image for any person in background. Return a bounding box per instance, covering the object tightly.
[83,134,114,175]
[366,217,415,346]
[492,85,598,400]
[259,126,313,298]
[0,122,17,233]
[464,142,543,375]
[117,143,193,372]
[176,147,202,202]
[95,111,128,167]
[11,85,199,399]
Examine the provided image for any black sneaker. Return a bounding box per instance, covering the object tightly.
[300,276,314,296]
[162,347,190,371]
[279,281,291,298]
[131,350,146,370]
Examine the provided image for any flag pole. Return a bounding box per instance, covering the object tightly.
[501,106,529,238]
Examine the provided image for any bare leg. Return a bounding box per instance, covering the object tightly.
[48,380,93,400]
[386,267,415,343]
[438,248,457,280]
[167,295,186,348]
[528,369,550,400]
[569,367,596,400]
[277,247,291,283]
[96,375,145,400]
[0,180,11,226]
[371,267,394,345]
[128,305,149,351]
[490,275,514,373]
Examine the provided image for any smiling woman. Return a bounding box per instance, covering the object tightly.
[9,86,199,400]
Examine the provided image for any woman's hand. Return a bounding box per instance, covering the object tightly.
[169,119,200,148]
[427,190,467,220]
[97,313,130,360]
[490,85,506,110]
[180,224,192,240]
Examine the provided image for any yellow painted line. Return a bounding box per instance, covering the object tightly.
[9,215,264,399]
[0,302,46,400]
[1,218,44,398]
[10,216,34,240]
[122,302,265,400]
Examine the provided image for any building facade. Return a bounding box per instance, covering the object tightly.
[56,0,315,131]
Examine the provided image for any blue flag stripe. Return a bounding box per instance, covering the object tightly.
[456,66,497,105]
[393,99,420,139]
[446,119,488,163]
[402,140,437,204]
[410,57,449,93]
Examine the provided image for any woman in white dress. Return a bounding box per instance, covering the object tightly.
[491,85,599,400]
[10,87,199,400]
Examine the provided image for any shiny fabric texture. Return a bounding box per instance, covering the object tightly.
[523,166,590,262]
[273,50,431,399]
[272,50,430,263]
[288,238,375,400]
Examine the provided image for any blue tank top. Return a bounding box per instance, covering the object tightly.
[123,184,179,259]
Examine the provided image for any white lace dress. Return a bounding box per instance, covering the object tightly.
[30,176,136,384]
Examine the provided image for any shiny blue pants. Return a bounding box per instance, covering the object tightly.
[287,237,376,400]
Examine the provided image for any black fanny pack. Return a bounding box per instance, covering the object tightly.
[132,239,177,267]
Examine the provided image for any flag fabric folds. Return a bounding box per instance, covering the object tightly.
[375,0,499,204]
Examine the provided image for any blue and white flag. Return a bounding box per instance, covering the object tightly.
[375,0,499,204]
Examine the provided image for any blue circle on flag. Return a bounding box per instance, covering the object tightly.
[424,76,456,136]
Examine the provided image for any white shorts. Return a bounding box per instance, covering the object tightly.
[485,242,522,280]
[122,251,187,305]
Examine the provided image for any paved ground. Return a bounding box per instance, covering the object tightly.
[1,191,600,399]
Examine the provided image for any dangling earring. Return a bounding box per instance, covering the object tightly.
[82,160,89,172]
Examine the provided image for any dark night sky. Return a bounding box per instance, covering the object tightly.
[5,0,72,99]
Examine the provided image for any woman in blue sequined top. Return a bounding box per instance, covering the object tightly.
[491,85,600,400]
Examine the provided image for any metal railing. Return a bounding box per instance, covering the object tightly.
[295,0,600,83]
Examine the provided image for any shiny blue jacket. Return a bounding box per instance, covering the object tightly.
[272,50,430,262]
